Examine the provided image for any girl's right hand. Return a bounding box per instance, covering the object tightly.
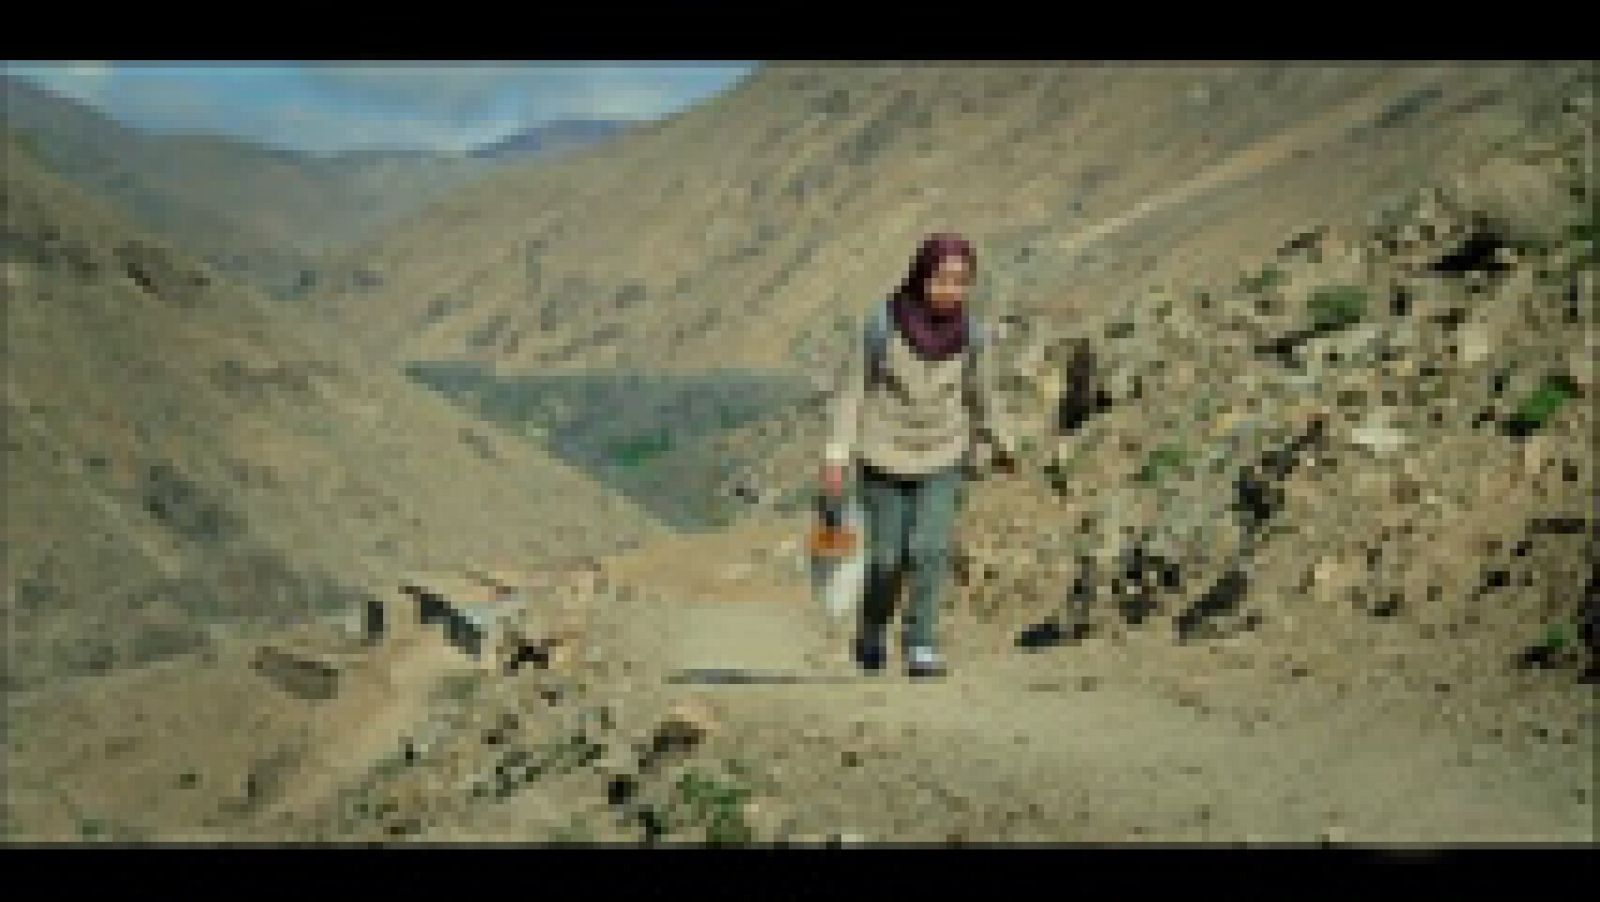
[821,463,845,496]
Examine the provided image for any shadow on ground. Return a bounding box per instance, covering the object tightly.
[664,668,860,686]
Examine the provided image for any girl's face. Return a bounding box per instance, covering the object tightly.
[925,253,971,312]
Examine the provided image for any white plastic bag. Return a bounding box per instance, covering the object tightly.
[811,494,867,623]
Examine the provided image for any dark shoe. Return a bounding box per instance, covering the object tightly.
[1016,619,1093,650]
[854,637,887,673]
[905,647,947,679]
[1017,619,1065,650]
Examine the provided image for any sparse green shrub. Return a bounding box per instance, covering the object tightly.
[140,463,245,546]
[1241,267,1287,293]
[1505,376,1576,434]
[1569,206,1597,244]
[1134,443,1187,484]
[433,671,484,703]
[673,769,754,846]
[1543,622,1572,653]
[1568,205,1597,267]
[1307,286,1368,332]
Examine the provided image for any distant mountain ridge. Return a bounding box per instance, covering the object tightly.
[468,119,634,160]
[2,77,497,298]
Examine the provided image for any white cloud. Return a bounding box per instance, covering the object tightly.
[6,60,116,103]
[262,100,524,154]
[303,63,751,124]
[57,60,114,82]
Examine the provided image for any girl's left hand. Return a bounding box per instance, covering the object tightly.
[992,452,1019,476]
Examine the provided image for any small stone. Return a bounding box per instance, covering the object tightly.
[1457,327,1492,364]
[662,697,719,738]
[606,774,638,806]
[1350,424,1410,455]
[645,698,720,763]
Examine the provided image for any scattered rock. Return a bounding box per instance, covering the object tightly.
[252,645,340,701]
[606,774,639,806]
[641,698,719,770]
[1349,423,1410,455]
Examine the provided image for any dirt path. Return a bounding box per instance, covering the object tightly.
[250,631,469,829]
[7,542,1586,844]
[601,584,1593,844]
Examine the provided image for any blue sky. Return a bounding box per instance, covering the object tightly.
[5,61,757,155]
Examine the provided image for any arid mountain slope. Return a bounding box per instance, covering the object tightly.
[318,63,1582,376]
[2,135,665,690]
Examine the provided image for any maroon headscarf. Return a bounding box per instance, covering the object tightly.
[890,233,976,361]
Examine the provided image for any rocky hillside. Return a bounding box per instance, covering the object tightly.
[725,79,1597,717]
[1,134,666,691]
[2,77,505,299]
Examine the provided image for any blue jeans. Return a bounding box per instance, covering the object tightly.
[856,460,964,654]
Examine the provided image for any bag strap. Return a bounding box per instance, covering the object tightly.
[865,299,892,385]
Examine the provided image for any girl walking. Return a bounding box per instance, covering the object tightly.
[820,234,1018,678]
